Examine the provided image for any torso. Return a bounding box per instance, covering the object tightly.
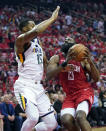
[15,38,43,81]
[59,54,91,94]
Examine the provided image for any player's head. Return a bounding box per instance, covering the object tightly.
[19,18,35,33]
[61,37,75,55]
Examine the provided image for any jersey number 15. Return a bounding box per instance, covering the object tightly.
[37,54,43,64]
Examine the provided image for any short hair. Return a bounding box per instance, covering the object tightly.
[19,18,32,31]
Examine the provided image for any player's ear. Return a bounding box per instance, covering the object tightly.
[22,26,27,32]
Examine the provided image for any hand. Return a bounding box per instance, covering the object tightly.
[66,54,76,63]
[84,47,91,58]
[70,64,75,71]
[83,48,92,62]
[63,65,75,72]
[51,6,60,21]
[67,46,91,61]
[66,48,77,62]
[8,115,11,120]
[8,115,15,121]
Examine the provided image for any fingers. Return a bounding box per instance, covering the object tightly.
[66,55,76,62]
[52,6,60,20]
[82,57,89,59]
[68,48,73,53]
[67,50,77,58]
[84,47,90,54]
[83,49,90,58]
[67,46,91,62]
[68,47,78,56]
[56,6,60,12]
[53,6,60,13]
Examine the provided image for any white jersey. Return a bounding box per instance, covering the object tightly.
[16,38,43,81]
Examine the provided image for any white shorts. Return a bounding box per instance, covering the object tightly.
[61,101,89,117]
[14,77,54,116]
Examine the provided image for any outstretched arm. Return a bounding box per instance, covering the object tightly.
[46,55,64,80]
[16,6,60,47]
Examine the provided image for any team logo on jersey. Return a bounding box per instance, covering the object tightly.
[33,44,42,54]
[67,64,80,80]
[68,64,80,72]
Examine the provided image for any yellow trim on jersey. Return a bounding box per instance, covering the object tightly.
[21,95,26,110]
[33,48,35,53]
[18,53,24,63]
[19,94,26,111]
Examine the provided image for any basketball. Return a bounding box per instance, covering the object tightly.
[70,44,87,61]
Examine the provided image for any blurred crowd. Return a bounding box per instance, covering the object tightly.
[0,0,106,130]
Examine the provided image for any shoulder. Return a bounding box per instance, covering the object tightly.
[16,33,27,49]
[49,55,59,64]
[16,34,24,44]
[15,34,27,54]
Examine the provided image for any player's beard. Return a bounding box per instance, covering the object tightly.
[61,43,75,55]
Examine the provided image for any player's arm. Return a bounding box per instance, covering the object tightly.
[87,57,100,82]
[82,56,100,82]
[16,6,60,47]
[46,48,74,80]
[46,55,66,80]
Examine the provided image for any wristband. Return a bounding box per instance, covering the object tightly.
[61,61,67,67]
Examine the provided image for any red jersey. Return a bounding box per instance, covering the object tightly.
[59,54,92,95]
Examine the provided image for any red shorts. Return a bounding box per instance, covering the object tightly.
[62,88,94,111]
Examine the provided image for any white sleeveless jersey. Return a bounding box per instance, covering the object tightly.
[16,38,43,81]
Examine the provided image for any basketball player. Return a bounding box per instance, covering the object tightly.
[46,37,100,131]
[14,6,60,131]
